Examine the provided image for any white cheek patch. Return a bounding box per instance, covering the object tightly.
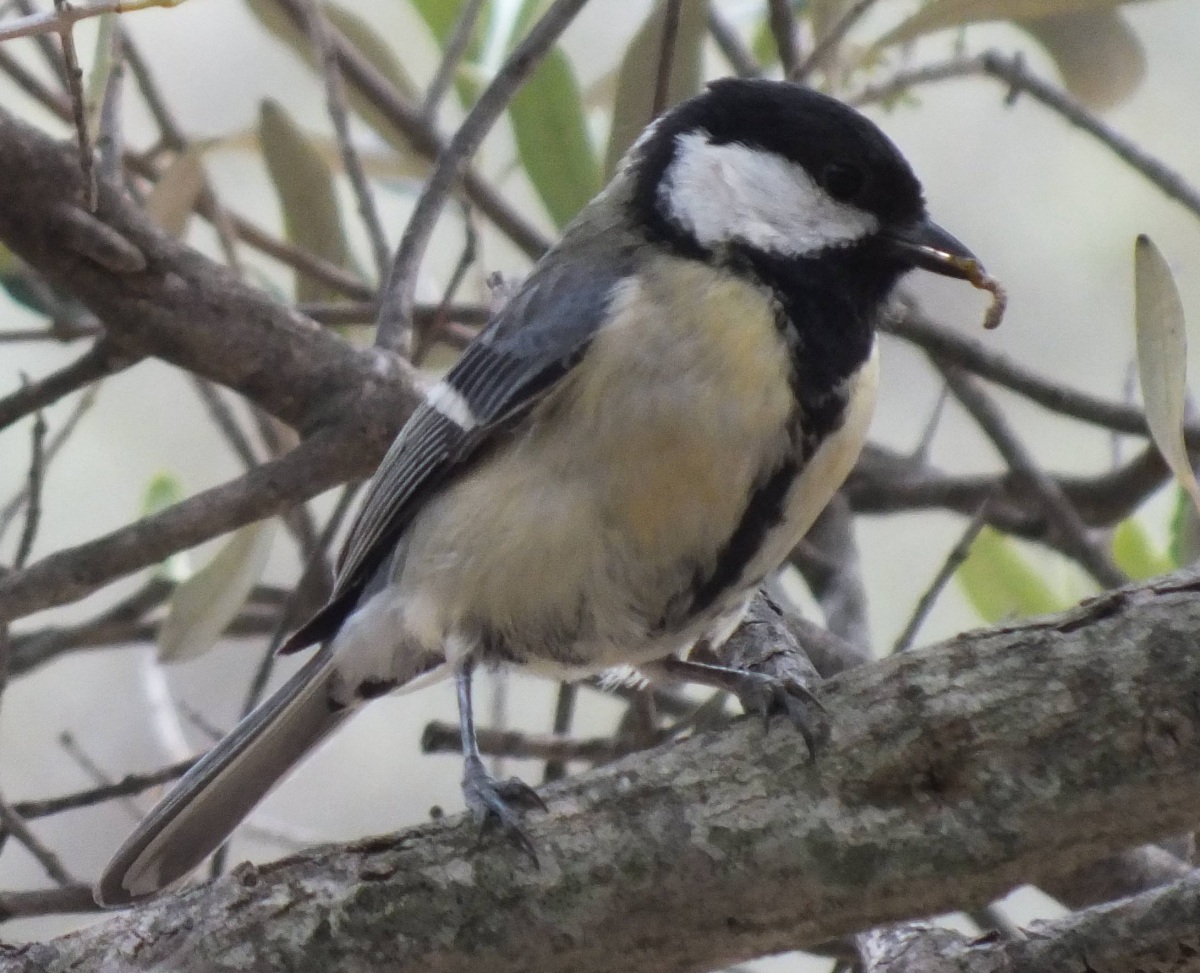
[426,379,478,431]
[660,131,879,257]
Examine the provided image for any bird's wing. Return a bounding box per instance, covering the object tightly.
[280,256,627,654]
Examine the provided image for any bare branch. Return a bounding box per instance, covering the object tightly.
[375,0,592,354]
[795,0,879,80]
[14,756,195,821]
[303,0,388,280]
[22,569,1200,970]
[0,883,97,921]
[892,501,990,653]
[264,0,551,259]
[12,407,47,569]
[52,0,95,210]
[0,0,181,42]
[0,799,74,885]
[852,51,1200,222]
[420,0,485,119]
[884,308,1195,447]
[0,426,353,624]
[0,338,134,433]
[707,9,759,78]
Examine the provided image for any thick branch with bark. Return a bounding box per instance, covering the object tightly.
[11,571,1200,972]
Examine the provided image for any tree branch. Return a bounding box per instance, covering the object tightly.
[21,570,1200,971]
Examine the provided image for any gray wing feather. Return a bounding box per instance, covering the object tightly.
[283,254,632,654]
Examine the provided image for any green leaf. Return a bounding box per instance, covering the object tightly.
[1169,485,1200,567]
[1018,10,1145,110]
[141,473,191,583]
[604,0,709,177]
[245,0,428,163]
[1134,234,1200,517]
[956,526,1067,622]
[1111,517,1171,580]
[509,47,600,228]
[259,99,355,302]
[157,519,277,663]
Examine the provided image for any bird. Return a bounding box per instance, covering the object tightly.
[96,78,988,906]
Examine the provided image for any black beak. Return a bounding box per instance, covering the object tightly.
[884,218,981,281]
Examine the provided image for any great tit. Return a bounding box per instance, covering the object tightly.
[96,78,987,905]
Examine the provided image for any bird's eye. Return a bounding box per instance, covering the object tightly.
[821,162,865,202]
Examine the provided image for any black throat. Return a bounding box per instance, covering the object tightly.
[729,242,893,436]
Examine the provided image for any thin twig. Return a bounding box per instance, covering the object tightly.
[53,0,96,210]
[0,883,97,920]
[795,0,879,80]
[421,0,484,120]
[95,24,124,183]
[374,0,592,355]
[13,408,47,570]
[421,720,655,764]
[11,0,69,84]
[939,364,1126,589]
[0,384,101,547]
[892,501,992,653]
[227,213,376,301]
[304,0,389,280]
[651,0,682,119]
[543,682,578,782]
[884,308,1200,448]
[13,756,195,820]
[413,204,478,364]
[57,730,141,819]
[0,337,133,433]
[190,377,261,471]
[0,798,75,885]
[766,0,801,80]
[707,9,759,78]
[852,51,1200,222]
[0,44,71,116]
[265,0,551,260]
[0,0,181,41]
[0,323,102,343]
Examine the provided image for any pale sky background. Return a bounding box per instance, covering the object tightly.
[0,0,1198,964]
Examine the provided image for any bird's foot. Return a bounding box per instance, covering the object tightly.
[461,755,546,863]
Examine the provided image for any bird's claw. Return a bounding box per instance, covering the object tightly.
[461,756,545,864]
[727,670,827,756]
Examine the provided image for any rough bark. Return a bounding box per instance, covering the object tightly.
[6,572,1200,973]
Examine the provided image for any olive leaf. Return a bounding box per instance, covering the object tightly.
[145,147,207,239]
[506,3,599,229]
[604,0,709,177]
[1134,234,1200,515]
[259,99,356,302]
[157,519,278,663]
[245,0,428,167]
[1018,10,1145,111]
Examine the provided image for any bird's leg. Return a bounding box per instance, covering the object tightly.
[456,661,545,860]
[650,656,825,756]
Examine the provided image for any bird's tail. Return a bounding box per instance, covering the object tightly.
[94,646,347,907]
